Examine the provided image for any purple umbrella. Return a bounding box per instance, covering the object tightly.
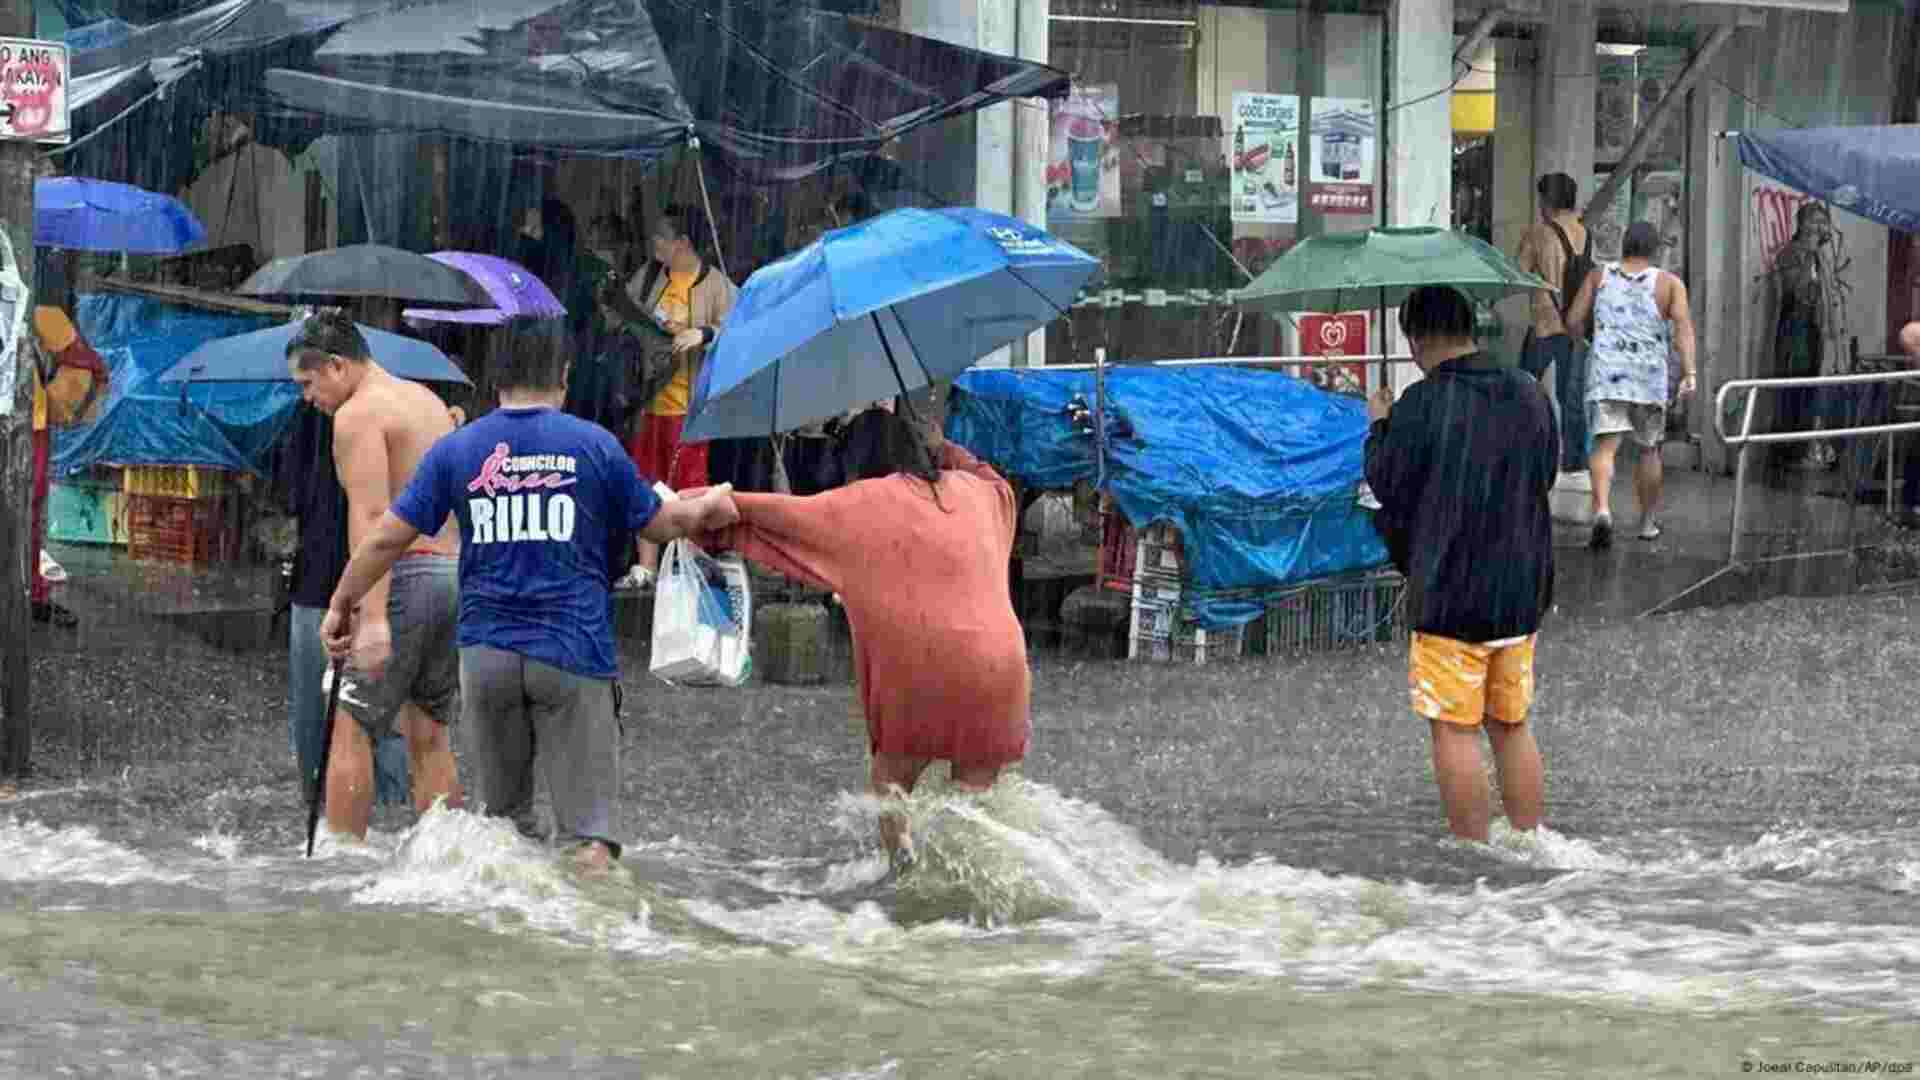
[401,252,567,326]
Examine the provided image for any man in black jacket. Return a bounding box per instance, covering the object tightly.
[1364,286,1558,843]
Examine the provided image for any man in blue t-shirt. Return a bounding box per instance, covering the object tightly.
[323,323,739,871]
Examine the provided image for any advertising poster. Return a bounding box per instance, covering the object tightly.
[1595,52,1636,165]
[1308,99,1376,216]
[1633,170,1686,274]
[1048,84,1120,221]
[1590,172,1632,262]
[1634,48,1688,168]
[1229,92,1299,225]
[1294,312,1369,396]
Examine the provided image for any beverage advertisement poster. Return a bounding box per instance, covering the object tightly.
[1633,48,1689,168]
[1048,84,1120,221]
[1308,99,1376,216]
[1595,52,1636,165]
[1229,92,1298,224]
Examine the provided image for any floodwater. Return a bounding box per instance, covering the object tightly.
[6,597,1920,1077]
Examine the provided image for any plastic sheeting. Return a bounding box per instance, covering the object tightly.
[52,292,293,478]
[57,0,1071,192]
[1735,126,1920,235]
[946,366,1390,630]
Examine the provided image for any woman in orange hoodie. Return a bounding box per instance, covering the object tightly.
[697,411,1029,873]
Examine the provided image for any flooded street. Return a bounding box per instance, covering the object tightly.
[7,592,1920,1077]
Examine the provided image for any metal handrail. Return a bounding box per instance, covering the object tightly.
[1022,353,1416,373]
[1715,368,1920,447]
[1707,366,1920,580]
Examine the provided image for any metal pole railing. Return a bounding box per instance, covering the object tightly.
[1024,353,1416,373]
[1712,368,1920,568]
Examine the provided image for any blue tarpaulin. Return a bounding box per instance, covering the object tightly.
[52,292,294,478]
[1734,125,1920,234]
[946,365,1389,630]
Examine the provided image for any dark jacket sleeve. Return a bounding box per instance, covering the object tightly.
[1364,389,1429,575]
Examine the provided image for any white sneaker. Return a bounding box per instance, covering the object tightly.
[38,551,66,584]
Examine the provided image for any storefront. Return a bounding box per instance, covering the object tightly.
[1036,0,1393,375]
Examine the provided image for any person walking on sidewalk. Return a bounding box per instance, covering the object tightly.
[1565,221,1698,549]
[1514,172,1594,471]
[1364,285,1558,844]
[325,323,739,872]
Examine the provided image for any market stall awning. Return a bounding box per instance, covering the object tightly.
[1733,125,1920,234]
[59,0,1071,185]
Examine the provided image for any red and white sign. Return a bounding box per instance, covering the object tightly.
[1294,312,1370,396]
[0,38,68,144]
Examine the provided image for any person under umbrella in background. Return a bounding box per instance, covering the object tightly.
[611,204,737,587]
[692,410,1030,876]
[324,323,740,872]
[1364,285,1557,845]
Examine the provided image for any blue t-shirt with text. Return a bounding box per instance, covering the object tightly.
[390,406,662,680]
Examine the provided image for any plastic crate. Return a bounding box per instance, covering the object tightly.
[123,465,231,500]
[1128,577,1244,664]
[1263,571,1407,655]
[125,494,239,564]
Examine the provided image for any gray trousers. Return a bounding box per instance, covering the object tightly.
[460,645,622,856]
[290,604,409,807]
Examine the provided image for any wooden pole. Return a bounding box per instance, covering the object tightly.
[1584,25,1735,227]
[0,0,37,777]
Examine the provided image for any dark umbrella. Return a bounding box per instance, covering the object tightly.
[237,244,494,309]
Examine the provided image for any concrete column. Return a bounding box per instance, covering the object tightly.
[1491,38,1537,367]
[1530,0,1597,517]
[1531,0,1596,213]
[1384,0,1454,374]
[900,0,1034,370]
[1012,0,1049,367]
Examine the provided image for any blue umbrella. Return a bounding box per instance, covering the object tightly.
[157,320,471,386]
[35,177,207,254]
[683,207,1101,441]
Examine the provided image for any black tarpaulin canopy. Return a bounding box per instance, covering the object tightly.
[58,0,1071,186]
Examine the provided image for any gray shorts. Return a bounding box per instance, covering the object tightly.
[460,645,622,857]
[333,555,459,740]
[1591,400,1666,449]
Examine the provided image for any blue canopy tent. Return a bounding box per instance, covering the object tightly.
[51,292,291,478]
[1733,125,1920,233]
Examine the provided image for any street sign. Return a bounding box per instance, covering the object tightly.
[0,39,68,145]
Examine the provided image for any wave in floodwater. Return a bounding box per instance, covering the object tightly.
[3,780,1918,1021]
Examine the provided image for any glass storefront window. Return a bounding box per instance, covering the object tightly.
[1043,1,1387,365]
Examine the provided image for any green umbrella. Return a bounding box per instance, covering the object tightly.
[1234,226,1552,313]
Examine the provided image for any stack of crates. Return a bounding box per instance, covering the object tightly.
[122,466,238,564]
[1126,522,1245,664]
[1261,569,1408,655]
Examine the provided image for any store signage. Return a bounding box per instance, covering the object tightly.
[1308,98,1375,216]
[0,38,68,144]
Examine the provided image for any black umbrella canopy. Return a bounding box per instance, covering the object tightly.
[238,243,495,307]
[57,0,1071,184]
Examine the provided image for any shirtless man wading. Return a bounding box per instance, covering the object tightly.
[287,310,465,840]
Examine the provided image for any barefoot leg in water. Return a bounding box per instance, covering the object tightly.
[869,752,931,858]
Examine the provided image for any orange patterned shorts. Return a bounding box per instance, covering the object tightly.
[1408,632,1537,727]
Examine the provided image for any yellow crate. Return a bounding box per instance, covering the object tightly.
[122,465,231,500]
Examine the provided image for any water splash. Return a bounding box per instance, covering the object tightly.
[0,817,187,886]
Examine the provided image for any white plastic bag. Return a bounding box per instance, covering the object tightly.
[650,538,752,687]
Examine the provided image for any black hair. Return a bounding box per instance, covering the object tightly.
[491,319,570,392]
[1622,221,1663,260]
[1536,173,1578,213]
[1399,286,1477,343]
[658,203,711,258]
[286,308,370,369]
[847,407,949,510]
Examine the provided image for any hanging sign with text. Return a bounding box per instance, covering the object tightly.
[0,38,68,144]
